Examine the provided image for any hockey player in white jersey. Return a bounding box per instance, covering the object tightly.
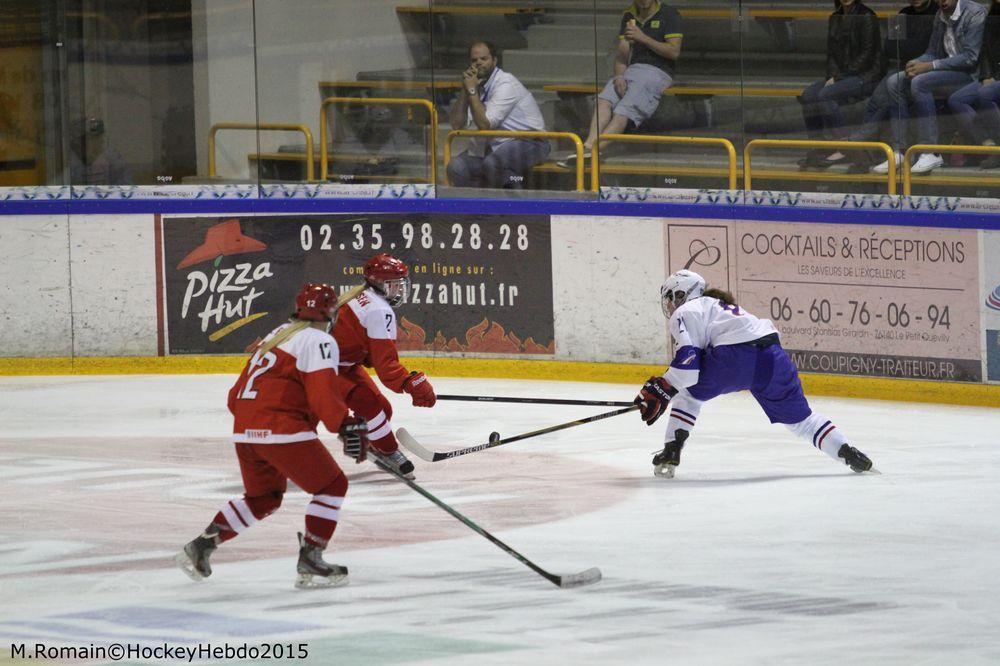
[633,269,873,478]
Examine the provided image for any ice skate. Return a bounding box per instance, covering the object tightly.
[838,444,873,473]
[176,527,220,581]
[372,448,415,480]
[652,431,688,478]
[295,533,349,589]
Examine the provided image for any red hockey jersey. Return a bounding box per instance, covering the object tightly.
[228,323,348,444]
[332,288,410,392]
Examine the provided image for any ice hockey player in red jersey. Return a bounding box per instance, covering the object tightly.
[176,283,369,589]
[634,269,874,478]
[332,253,437,479]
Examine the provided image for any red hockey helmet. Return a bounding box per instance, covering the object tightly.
[363,253,409,305]
[294,283,339,322]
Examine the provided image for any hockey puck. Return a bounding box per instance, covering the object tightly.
[489,431,500,443]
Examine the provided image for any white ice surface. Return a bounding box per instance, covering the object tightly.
[1,374,998,665]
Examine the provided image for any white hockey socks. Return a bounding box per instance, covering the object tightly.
[786,412,848,460]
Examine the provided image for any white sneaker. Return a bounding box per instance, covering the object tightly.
[910,153,944,174]
[556,150,591,169]
[870,151,903,174]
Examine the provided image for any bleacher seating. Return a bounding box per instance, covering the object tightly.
[249,0,1000,197]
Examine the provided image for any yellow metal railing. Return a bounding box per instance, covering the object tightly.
[444,130,585,191]
[208,122,315,181]
[320,97,438,183]
[745,139,897,194]
[903,144,1000,195]
[594,134,738,191]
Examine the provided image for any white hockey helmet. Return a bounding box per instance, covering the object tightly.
[660,269,706,316]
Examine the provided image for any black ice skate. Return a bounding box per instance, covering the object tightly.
[176,526,220,581]
[371,448,415,479]
[296,532,349,589]
[652,430,689,478]
[838,444,873,473]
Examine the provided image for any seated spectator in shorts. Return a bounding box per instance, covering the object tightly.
[447,40,549,190]
[557,0,682,168]
[845,0,939,173]
[798,0,885,170]
[947,0,1000,168]
[871,0,986,175]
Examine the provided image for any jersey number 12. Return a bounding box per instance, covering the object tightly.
[239,351,277,399]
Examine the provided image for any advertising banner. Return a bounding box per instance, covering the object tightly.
[160,214,554,355]
[983,230,1000,382]
[665,220,982,382]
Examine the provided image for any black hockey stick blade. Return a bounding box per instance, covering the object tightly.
[371,458,601,589]
[437,394,633,408]
[398,405,639,463]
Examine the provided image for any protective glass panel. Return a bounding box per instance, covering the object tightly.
[250,0,434,191]
[595,0,741,195]
[899,3,1000,199]
[0,1,59,187]
[64,0,204,190]
[434,0,599,197]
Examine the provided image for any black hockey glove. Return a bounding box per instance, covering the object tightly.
[634,376,677,426]
[339,416,370,463]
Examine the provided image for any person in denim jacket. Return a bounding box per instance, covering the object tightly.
[947,0,1000,168]
[875,0,986,174]
[845,0,939,174]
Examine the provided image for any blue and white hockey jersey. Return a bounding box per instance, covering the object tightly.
[664,297,777,389]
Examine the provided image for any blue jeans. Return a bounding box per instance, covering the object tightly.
[799,76,869,140]
[851,71,907,141]
[447,139,550,189]
[887,69,974,148]
[948,80,1000,145]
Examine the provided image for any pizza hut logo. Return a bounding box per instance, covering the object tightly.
[178,219,274,339]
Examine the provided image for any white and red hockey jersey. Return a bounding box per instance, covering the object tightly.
[332,288,410,392]
[228,323,348,444]
[665,297,778,388]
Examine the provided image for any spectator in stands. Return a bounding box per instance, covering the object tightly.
[844,0,940,173]
[798,0,885,169]
[557,0,682,168]
[872,0,986,174]
[447,41,549,190]
[947,0,1000,169]
[68,117,132,185]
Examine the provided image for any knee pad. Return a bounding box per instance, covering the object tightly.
[245,491,283,520]
[317,472,348,499]
[347,384,393,421]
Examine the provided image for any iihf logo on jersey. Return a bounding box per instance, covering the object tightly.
[987,284,1000,312]
[177,218,274,338]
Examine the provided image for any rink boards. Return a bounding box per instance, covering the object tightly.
[1,206,999,405]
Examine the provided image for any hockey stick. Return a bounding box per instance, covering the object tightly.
[437,394,633,408]
[398,405,640,462]
[371,457,602,588]
[246,284,368,356]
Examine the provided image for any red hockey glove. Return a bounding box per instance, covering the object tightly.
[634,376,677,426]
[339,416,369,463]
[402,371,436,407]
